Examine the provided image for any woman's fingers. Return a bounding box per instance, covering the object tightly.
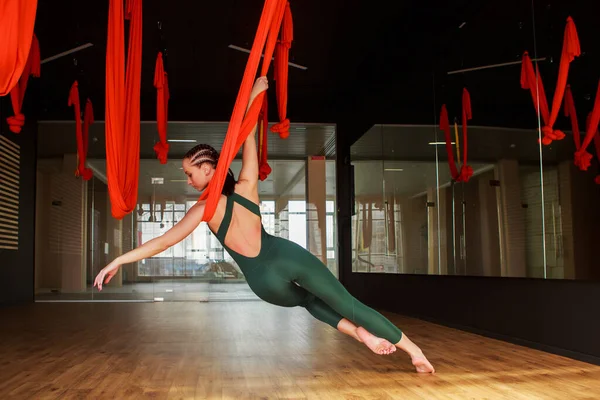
[94,271,105,291]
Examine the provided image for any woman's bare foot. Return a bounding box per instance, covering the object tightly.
[395,334,435,373]
[356,326,397,355]
[411,353,435,373]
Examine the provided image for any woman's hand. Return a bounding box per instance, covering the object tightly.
[250,76,268,102]
[94,261,121,291]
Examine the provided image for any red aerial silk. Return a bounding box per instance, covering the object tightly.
[440,105,459,179]
[68,81,94,180]
[199,0,288,222]
[440,88,473,182]
[564,85,591,170]
[7,34,40,133]
[564,84,600,183]
[258,93,272,180]
[82,99,94,178]
[564,86,581,150]
[521,17,580,145]
[459,89,473,181]
[153,52,169,164]
[575,81,600,175]
[105,0,143,219]
[593,117,600,185]
[0,0,38,96]
[270,2,293,139]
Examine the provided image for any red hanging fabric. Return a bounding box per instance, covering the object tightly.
[564,85,581,149]
[68,81,93,180]
[258,93,272,180]
[440,88,473,182]
[585,112,600,184]
[105,0,143,219]
[583,112,600,185]
[574,81,600,173]
[521,52,550,125]
[7,34,40,133]
[521,17,580,145]
[459,88,474,182]
[199,0,287,222]
[565,83,600,183]
[564,85,593,170]
[270,1,293,139]
[82,98,94,179]
[594,126,600,185]
[257,115,264,178]
[0,0,38,96]
[440,104,460,180]
[153,52,169,164]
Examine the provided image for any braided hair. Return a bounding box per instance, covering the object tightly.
[183,144,237,196]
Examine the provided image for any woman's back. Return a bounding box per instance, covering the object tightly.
[207,181,263,258]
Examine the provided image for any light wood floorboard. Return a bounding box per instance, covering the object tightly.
[1,302,599,399]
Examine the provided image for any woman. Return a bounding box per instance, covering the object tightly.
[94,77,435,373]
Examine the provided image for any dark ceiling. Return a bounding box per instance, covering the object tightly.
[30,0,600,134]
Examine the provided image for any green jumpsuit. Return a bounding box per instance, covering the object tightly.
[214,192,403,344]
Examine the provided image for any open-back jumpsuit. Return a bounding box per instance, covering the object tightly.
[213,192,403,344]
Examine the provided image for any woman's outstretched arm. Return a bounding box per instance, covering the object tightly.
[93,202,206,290]
[238,76,269,186]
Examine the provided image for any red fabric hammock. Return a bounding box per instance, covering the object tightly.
[564,85,581,151]
[575,81,600,174]
[521,17,580,145]
[593,115,600,185]
[270,2,293,139]
[7,33,40,133]
[68,81,94,180]
[153,52,169,164]
[258,93,272,180]
[105,0,143,219]
[564,84,600,183]
[82,99,94,178]
[199,0,289,222]
[440,88,473,182]
[0,0,38,96]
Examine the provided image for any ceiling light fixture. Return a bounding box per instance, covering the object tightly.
[41,43,94,64]
[228,44,308,70]
[384,168,404,172]
[429,142,455,145]
[168,139,197,143]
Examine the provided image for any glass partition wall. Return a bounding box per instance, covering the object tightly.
[351,1,600,282]
[35,123,337,301]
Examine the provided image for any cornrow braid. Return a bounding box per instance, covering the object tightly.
[185,144,219,167]
[183,144,237,196]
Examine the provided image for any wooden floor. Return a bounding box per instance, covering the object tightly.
[1,302,599,399]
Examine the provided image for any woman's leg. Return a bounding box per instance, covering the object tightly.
[292,257,404,344]
[303,294,396,355]
[393,332,435,373]
[279,242,433,372]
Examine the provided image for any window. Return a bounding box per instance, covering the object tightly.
[288,201,307,248]
[137,200,280,277]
